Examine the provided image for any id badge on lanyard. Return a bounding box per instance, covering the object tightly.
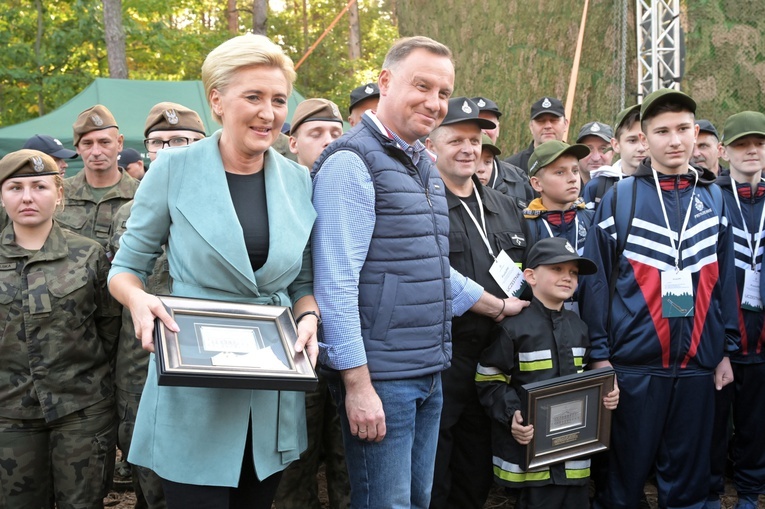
[489,250,527,298]
[653,169,698,318]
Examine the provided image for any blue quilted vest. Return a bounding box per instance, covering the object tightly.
[312,115,453,379]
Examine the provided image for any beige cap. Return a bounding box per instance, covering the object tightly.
[290,98,343,136]
[0,149,60,185]
[72,104,119,146]
[144,102,206,137]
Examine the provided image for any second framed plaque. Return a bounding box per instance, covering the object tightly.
[519,367,615,470]
[153,295,318,392]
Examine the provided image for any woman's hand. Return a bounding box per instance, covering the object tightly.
[294,315,319,367]
[127,288,179,353]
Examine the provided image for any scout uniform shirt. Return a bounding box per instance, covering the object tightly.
[56,170,139,257]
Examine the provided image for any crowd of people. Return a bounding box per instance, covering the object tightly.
[0,32,763,509]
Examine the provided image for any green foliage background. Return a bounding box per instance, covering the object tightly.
[398,0,765,155]
[0,0,396,128]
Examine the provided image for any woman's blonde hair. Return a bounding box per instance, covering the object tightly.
[202,34,297,124]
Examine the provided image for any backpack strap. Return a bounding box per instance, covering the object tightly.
[607,177,637,334]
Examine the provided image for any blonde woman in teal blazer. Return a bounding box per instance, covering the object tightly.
[108,34,319,509]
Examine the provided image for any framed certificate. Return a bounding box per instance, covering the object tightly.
[153,295,318,391]
[519,367,614,470]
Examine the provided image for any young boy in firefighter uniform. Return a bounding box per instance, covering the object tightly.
[476,237,619,508]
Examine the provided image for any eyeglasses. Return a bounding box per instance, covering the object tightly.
[143,137,197,152]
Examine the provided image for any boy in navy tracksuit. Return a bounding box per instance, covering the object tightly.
[476,237,619,509]
[707,111,765,509]
[579,89,740,509]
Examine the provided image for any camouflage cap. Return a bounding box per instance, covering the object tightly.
[144,102,206,137]
[639,89,696,121]
[289,98,343,136]
[528,140,590,177]
[73,104,119,146]
[0,149,60,185]
[481,134,501,156]
[721,111,765,146]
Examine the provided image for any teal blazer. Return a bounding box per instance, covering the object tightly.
[109,131,316,486]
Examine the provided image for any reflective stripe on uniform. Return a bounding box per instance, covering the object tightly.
[565,459,591,479]
[573,347,586,369]
[492,456,550,484]
[518,349,553,371]
[475,363,510,383]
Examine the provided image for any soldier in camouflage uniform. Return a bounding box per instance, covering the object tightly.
[56,104,139,258]
[274,99,350,509]
[109,102,208,509]
[0,149,121,508]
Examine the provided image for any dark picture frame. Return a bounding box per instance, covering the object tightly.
[153,295,318,392]
[519,367,615,470]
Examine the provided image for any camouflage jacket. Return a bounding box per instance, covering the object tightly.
[0,222,121,422]
[110,200,170,393]
[56,170,139,256]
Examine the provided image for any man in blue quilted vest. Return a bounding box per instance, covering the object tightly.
[311,36,528,508]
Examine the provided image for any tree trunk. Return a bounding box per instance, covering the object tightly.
[252,0,267,35]
[348,0,361,63]
[102,0,128,79]
[35,0,45,115]
[227,0,237,34]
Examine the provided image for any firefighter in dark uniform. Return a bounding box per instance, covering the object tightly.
[426,97,530,509]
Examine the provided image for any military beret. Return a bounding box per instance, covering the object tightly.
[640,89,696,121]
[72,105,119,146]
[576,121,614,143]
[349,83,380,113]
[144,102,206,138]
[290,98,343,136]
[528,140,590,177]
[722,111,765,146]
[0,149,60,185]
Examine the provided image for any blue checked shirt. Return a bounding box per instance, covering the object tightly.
[312,113,484,372]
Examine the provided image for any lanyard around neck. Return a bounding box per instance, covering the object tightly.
[731,181,765,270]
[542,215,579,253]
[652,168,698,270]
[458,182,494,258]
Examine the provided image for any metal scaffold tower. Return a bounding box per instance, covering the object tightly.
[636,0,683,103]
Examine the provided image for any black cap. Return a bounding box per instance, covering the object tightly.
[471,97,502,118]
[695,119,719,139]
[22,134,78,160]
[526,237,597,275]
[576,122,614,143]
[349,83,380,113]
[118,148,142,167]
[530,97,565,119]
[440,97,496,129]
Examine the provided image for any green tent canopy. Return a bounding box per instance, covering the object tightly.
[0,78,307,175]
